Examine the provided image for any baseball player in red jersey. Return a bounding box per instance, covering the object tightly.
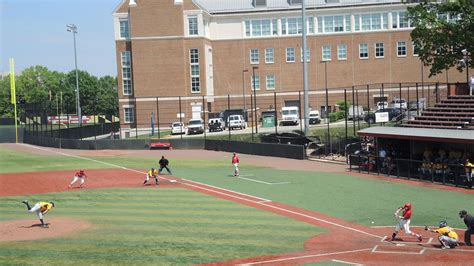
[391,203,423,241]
[232,152,239,177]
[68,169,87,188]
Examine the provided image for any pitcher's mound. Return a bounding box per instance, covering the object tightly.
[0,218,92,242]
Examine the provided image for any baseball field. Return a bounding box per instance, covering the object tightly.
[0,143,473,265]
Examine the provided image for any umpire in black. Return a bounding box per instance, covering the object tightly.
[158,156,172,175]
[459,210,474,246]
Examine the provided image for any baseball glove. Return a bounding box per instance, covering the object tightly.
[424,225,429,231]
[40,205,48,213]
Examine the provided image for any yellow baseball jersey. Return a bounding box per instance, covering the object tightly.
[38,202,54,213]
[434,226,458,239]
[148,169,158,176]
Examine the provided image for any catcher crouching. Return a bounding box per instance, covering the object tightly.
[425,221,459,249]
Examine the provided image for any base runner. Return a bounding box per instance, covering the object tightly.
[69,169,87,188]
[391,203,423,241]
[21,200,55,228]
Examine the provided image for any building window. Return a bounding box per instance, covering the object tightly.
[413,42,420,56]
[392,11,410,29]
[251,75,260,90]
[265,48,274,63]
[318,15,350,33]
[337,44,347,60]
[301,47,310,62]
[119,19,129,38]
[124,107,134,123]
[189,49,200,93]
[286,47,295,62]
[188,15,198,35]
[281,17,314,35]
[359,43,368,59]
[354,13,388,32]
[322,45,331,61]
[121,51,133,95]
[375,42,384,58]
[245,19,277,37]
[250,48,259,64]
[397,41,407,57]
[266,75,275,90]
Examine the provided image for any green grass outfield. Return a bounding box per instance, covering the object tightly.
[1,188,323,265]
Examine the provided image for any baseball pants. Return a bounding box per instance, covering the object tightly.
[28,203,44,219]
[395,219,413,234]
[70,176,85,186]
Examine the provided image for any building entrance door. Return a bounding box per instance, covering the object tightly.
[192,105,202,119]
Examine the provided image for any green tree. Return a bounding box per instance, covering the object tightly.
[407,0,474,77]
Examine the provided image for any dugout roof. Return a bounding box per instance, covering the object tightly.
[358,127,474,145]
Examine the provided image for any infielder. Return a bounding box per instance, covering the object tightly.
[391,203,423,241]
[232,152,239,177]
[425,221,458,249]
[69,169,87,188]
[21,200,55,228]
[144,168,158,185]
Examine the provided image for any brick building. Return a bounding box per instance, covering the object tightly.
[112,0,470,133]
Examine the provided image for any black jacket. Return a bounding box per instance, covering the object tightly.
[159,158,169,167]
[464,214,474,228]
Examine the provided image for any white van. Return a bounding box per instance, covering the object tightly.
[281,106,299,126]
[227,115,246,130]
[309,110,321,124]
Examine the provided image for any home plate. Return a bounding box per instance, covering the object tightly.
[396,244,406,246]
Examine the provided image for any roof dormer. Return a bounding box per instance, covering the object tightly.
[253,0,267,8]
[288,0,303,5]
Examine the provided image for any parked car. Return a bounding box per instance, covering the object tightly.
[376,101,388,110]
[390,98,407,109]
[348,105,364,120]
[227,115,246,130]
[170,122,186,135]
[187,119,204,135]
[364,108,405,124]
[208,118,225,132]
[309,110,321,124]
[280,106,299,126]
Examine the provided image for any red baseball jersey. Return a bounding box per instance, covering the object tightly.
[403,209,412,219]
[232,155,239,164]
[76,170,86,177]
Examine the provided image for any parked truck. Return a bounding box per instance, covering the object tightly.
[280,106,299,126]
[348,105,364,120]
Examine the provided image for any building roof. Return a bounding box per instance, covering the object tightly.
[194,0,403,13]
[358,126,474,144]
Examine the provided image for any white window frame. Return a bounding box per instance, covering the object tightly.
[189,49,200,93]
[317,15,351,33]
[286,47,295,62]
[354,12,388,32]
[251,75,260,91]
[188,15,198,36]
[265,48,274,64]
[337,44,347,60]
[123,106,135,124]
[322,45,331,61]
[119,19,130,38]
[121,51,133,95]
[250,48,259,64]
[266,75,275,90]
[281,17,314,35]
[392,11,411,29]
[397,41,407,57]
[301,47,310,62]
[359,43,369,59]
[413,42,420,57]
[245,19,278,37]
[375,42,384,58]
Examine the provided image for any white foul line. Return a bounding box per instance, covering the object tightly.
[238,248,372,265]
[20,143,381,239]
[371,245,425,255]
[331,259,364,266]
[237,176,291,185]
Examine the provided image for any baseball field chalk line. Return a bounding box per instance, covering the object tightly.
[237,248,372,265]
[237,176,291,185]
[371,225,465,231]
[21,144,381,239]
[427,238,433,244]
[331,259,364,266]
[371,245,426,255]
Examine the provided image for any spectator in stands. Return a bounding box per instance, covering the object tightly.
[418,148,433,178]
[434,149,449,177]
[469,75,474,96]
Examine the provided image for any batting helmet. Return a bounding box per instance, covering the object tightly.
[459,210,467,218]
[404,203,412,210]
[439,220,447,228]
[79,169,85,174]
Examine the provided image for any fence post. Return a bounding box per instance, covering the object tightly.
[396,158,400,178]
[344,89,348,145]
[298,91,303,132]
[436,82,440,103]
[399,83,402,117]
[228,94,231,141]
[356,89,360,131]
[274,91,277,135]
[250,92,254,142]
[407,85,411,120]
[366,84,370,127]
[202,95,206,139]
[156,97,161,139]
[352,86,355,135]
[179,96,183,140]
[134,97,138,139]
[416,82,420,116]
[50,100,53,138]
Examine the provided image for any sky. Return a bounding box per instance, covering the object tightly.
[1,0,121,77]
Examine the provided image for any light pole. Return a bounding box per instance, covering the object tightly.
[242,69,248,120]
[252,66,258,134]
[321,60,329,153]
[67,24,81,126]
[461,48,470,84]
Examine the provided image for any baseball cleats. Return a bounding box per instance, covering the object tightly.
[418,235,423,242]
[21,200,28,204]
[41,224,49,228]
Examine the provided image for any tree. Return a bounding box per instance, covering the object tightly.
[407,0,474,77]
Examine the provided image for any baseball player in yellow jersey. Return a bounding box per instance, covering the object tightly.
[21,200,55,228]
[425,221,459,249]
[143,168,159,185]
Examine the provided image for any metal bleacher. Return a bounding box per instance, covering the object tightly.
[402,95,474,130]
